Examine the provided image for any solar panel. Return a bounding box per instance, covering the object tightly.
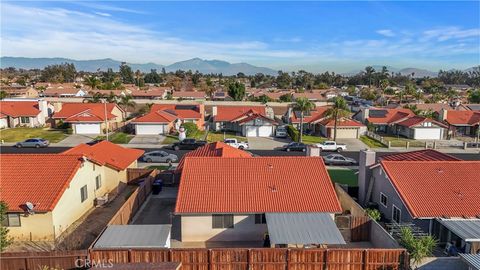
[164,109,178,116]
[294,110,311,118]
[369,110,388,118]
[174,105,196,110]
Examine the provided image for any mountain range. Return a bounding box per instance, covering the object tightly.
[0,57,277,76]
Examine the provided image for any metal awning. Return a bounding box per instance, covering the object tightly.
[438,219,480,242]
[266,213,346,245]
[93,225,172,249]
[459,254,480,270]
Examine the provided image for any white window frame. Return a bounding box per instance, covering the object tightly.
[80,185,88,203]
[95,175,102,190]
[380,192,388,207]
[20,117,30,124]
[392,205,401,224]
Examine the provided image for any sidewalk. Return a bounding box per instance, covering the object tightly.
[369,146,480,154]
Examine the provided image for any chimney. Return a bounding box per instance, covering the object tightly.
[211,106,217,117]
[360,108,369,123]
[265,106,274,119]
[307,145,321,157]
[285,107,293,124]
[439,109,448,121]
[358,149,376,206]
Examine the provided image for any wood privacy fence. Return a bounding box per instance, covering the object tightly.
[351,216,371,242]
[0,250,88,270]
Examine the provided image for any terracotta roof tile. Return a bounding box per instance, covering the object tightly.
[319,118,365,127]
[214,106,266,122]
[445,111,480,125]
[53,103,120,123]
[367,108,415,124]
[0,101,40,117]
[0,154,83,212]
[290,106,330,124]
[381,160,480,218]
[175,157,342,214]
[380,149,461,162]
[396,115,447,128]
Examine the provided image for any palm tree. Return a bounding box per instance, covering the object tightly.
[106,91,118,103]
[324,97,350,141]
[84,75,101,90]
[83,92,104,103]
[293,97,315,142]
[118,95,136,119]
[364,66,375,88]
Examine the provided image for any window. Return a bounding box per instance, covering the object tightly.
[80,185,88,202]
[392,205,401,223]
[20,117,30,124]
[255,214,266,224]
[1,213,21,227]
[212,214,234,229]
[95,175,102,190]
[380,193,388,207]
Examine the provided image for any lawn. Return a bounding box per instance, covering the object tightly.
[207,131,247,143]
[382,136,426,147]
[0,128,68,143]
[301,135,327,145]
[96,132,134,144]
[162,135,179,144]
[327,168,358,187]
[360,135,386,148]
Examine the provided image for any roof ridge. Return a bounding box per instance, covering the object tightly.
[382,160,479,163]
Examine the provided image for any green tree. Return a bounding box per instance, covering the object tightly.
[83,92,104,103]
[144,69,162,84]
[293,97,315,142]
[399,227,437,266]
[0,201,13,251]
[364,66,375,87]
[324,97,350,141]
[119,63,135,84]
[468,89,480,103]
[106,92,118,103]
[84,75,101,90]
[279,93,293,102]
[365,208,381,221]
[118,95,136,118]
[227,81,246,101]
[257,95,272,104]
[0,90,8,100]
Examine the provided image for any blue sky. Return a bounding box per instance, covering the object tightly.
[1,1,479,72]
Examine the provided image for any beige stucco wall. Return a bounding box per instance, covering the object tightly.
[180,214,268,242]
[7,212,55,241]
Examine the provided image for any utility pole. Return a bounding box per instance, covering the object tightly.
[102,99,109,141]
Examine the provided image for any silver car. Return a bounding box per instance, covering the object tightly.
[15,138,50,148]
[322,154,357,166]
[142,151,178,164]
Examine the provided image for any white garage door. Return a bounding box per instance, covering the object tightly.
[258,126,273,137]
[246,126,258,137]
[335,128,358,139]
[75,123,101,134]
[136,124,165,135]
[414,128,442,140]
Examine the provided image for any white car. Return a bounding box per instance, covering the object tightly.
[224,138,249,150]
[314,141,347,152]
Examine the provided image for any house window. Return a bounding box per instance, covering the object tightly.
[1,213,21,227]
[392,205,401,223]
[80,185,88,202]
[20,117,30,124]
[255,214,266,224]
[212,214,234,229]
[380,193,388,207]
[95,175,102,190]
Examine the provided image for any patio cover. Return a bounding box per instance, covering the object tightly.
[459,254,480,270]
[438,219,480,242]
[266,213,346,245]
[93,225,171,249]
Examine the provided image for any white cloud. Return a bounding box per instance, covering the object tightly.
[422,27,480,42]
[94,12,112,17]
[376,29,395,37]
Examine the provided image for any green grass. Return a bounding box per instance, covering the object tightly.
[0,128,68,143]
[382,136,426,147]
[207,131,247,143]
[147,165,172,171]
[96,132,134,144]
[327,168,358,187]
[301,135,327,145]
[360,135,386,148]
[162,135,179,144]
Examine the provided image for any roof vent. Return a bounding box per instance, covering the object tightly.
[436,168,444,173]
[267,164,273,169]
[268,185,278,192]
[453,190,464,200]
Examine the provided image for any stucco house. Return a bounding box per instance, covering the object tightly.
[353,107,415,133]
[358,149,480,253]
[394,115,447,140]
[131,104,205,135]
[439,109,480,138]
[210,106,277,137]
[52,103,124,134]
[174,156,344,246]
[0,99,50,129]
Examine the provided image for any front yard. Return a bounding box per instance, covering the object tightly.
[359,135,386,148]
[0,127,68,143]
[96,132,134,144]
[161,131,247,144]
[327,168,358,187]
[381,135,426,147]
[301,135,327,144]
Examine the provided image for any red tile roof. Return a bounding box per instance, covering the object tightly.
[381,161,480,218]
[290,106,330,124]
[172,91,206,98]
[396,115,447,128]
[176,142,252,172]
[175,157,342,214]
[232,110,277,125]
[53,103,120,123]
[380,149,461,162]
[132,104,202,123]
[214,106,266,122]
[132,110,177,124]
[0,101,40,117]
[319,118,365,127]
[366,108,414,124]
[445,111,480,126]
[63,141,144,170]
[0,154,83,212]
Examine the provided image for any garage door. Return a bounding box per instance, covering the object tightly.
[414,128,442,140]
[75,123,101,134]
[335,128,359,139]
[258,126,273,137]
[246,126,258,137]
[136,124,165,135]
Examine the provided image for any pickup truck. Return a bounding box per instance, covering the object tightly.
[224,138,249,150]
[172,139,207,150]
[314,141,347,152]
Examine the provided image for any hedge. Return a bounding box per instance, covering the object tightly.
[286,125,300,142]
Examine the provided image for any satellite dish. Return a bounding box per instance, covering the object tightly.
[25,202,35,215]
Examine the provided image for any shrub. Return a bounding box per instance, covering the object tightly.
[286,125,300,142]
[365,208,381,221]
[182,122,199,137]
[399,227,437,265]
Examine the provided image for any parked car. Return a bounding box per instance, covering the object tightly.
[282,142,307,152]
[275,126,287,138]
[172,139,207,150]
[142,151,178,164]
[323,154,357,166]
[15,138,50,148]
[314,141,347,152]
[224,138,249,150]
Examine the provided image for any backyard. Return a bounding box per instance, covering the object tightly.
[327,168,358,187]
[0,128,68,143]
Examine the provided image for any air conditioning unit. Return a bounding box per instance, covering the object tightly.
[94,194,109,207]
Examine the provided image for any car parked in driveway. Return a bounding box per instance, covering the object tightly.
[15,138,50,148]
[142,151,178,164]
[224,138,249,150]
[322,154,357,166]
[275,126,288,138]
[282,142,307,152]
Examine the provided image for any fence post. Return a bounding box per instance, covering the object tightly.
[464,142,468,150]
[362,249,367,270]
[387,141,391,148]
[406,141,409,149]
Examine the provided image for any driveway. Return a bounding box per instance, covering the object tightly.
[335,138,369,151]
[247,137,291,150]
[129,135,165,145]
[55,134,96,147]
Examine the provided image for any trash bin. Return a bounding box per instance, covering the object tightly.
[152,179,163,195]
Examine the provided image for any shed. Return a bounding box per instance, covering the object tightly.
[93,225,171,249]
[438,219,480,254]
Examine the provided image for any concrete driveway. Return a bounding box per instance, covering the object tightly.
[129,135,165,145]
[335,138,369,151]
[56,134,96,147]
[247,137,291,150]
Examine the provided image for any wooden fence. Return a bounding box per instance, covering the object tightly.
[126,168,157,184]
[351,216,371,242]
[0,250,88,270]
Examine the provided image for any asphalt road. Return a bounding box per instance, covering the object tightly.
[1,146,479,161]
